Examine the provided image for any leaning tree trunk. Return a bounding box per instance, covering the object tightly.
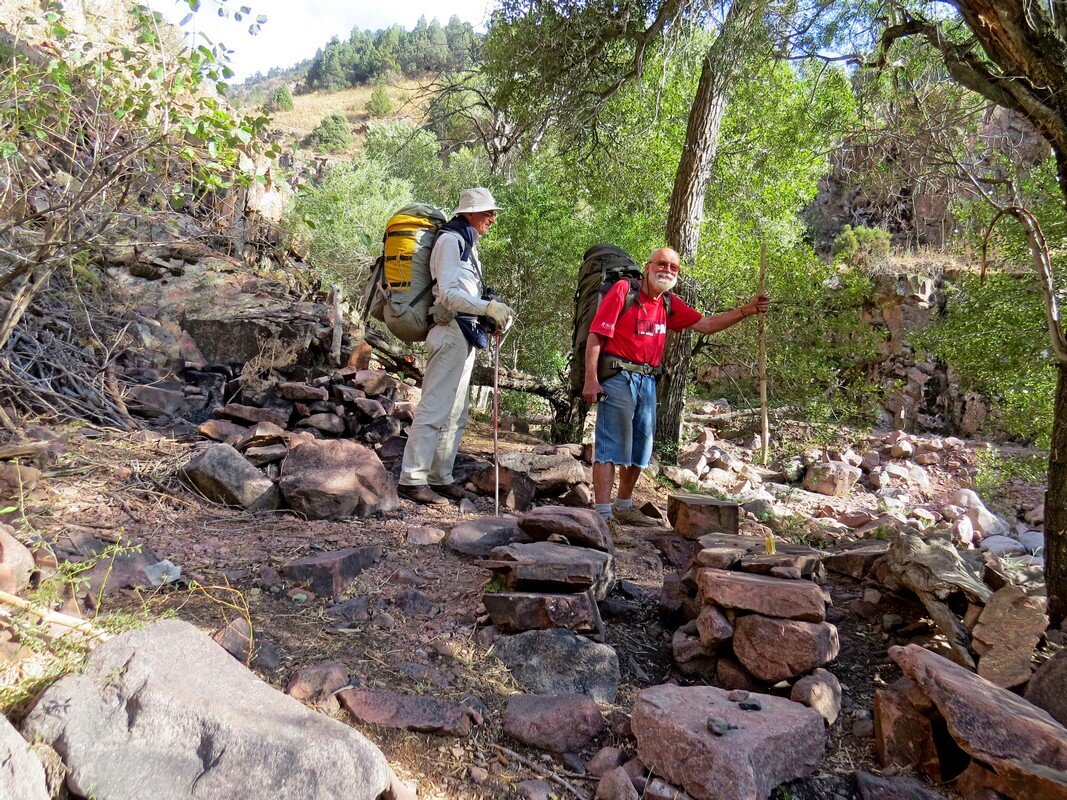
[1048,363,1067,628]
[656,0,764,461]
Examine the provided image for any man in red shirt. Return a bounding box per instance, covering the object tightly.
[581,247,769,532]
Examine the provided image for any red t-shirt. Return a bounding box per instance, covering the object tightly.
[589,280,702,367]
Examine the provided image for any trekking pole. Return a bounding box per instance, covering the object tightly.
[759,241,775,555]
[493,330,502,517]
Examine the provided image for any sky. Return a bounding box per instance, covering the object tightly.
[146,0,497,82]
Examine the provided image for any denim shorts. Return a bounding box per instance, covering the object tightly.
[594,371,657,468]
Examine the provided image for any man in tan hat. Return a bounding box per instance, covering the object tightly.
[398,187,515,504]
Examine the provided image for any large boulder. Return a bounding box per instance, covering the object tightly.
[182,443,279,510]
[22,620,391,800]
[890,643,1067,800]
[492,629,621,703]
[503,694,606,753]
[496,452,586,496]
[802,462,861,497]
[632,684,825,800]
[279,439,397,519]
[446,517,529,556]
[0,715,49,800]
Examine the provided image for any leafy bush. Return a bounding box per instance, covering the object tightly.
[306,114,352,153]
[264,84,294,112]
[284,159,412,288]
[366,84,393,118]
[832,226,891,271]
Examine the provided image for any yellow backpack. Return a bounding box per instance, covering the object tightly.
[364,203,449,343]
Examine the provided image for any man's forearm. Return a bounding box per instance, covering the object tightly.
[690,304,754,336]
[585,333,603,382]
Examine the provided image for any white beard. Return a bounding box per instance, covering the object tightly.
[649,272,677,293]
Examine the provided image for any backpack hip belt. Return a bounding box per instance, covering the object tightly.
[598,356,660,382]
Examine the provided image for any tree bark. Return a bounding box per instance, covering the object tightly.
[1048,363,1067,628]
[657,0,764,461]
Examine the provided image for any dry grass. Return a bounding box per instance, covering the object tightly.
[267,79,427,152]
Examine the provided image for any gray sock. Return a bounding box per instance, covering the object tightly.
[594,503,612,519]
[613,498,634,511]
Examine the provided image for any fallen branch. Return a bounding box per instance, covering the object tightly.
[0,589,111,643]
[492,743,591,800]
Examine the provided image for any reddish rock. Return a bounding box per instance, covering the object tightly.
[667,495,740,538]
[891,643,1067,798]
[587,746,628,777]
[790,668,841,724]
[490,541,616,600]
[483,590,603,634]
[803,461,861,497]
[694,547,745,570]
[738,551,822,580]
[697,569,826,622]
[733,615,839,682]
[338,688,475,735]
[518,506,613,552]
[503,693,606,753]
[1025,649,1067,727]
[297,413,346,435]
[279,439,397,519]
[280,545,382,597]
[214,403,289,428]
[276,382,328,402]
[695,606,734,651]
[716,657,759,691]
[652,535,704,569]
[212,617,253,664]
[0,523,34,593]
[197,418,247,442]
[467,466,537,512]
[596,767,638,800]
[972,585,1048,688]
[644,778,695,800]
[856,771,949,800]
[632,684,825,800]
[349,370,398,397]
[823,543,890,578]
[285,661,350,704]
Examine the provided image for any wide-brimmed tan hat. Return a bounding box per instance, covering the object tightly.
[455,187,503,215]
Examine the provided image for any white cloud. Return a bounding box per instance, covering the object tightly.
[147,0,496,81]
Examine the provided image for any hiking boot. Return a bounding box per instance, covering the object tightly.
[612,506,659,527]
[398,484,448,505]
[431,482,468,501]
[606,516,636,548]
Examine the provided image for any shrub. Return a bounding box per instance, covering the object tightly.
[366,84,393,118]
[832,225,891,271]
[306,114,352,153]
[264,84,294,112]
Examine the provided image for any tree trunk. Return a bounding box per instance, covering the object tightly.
[657,0,764,461]
[1047,362,1067,628]
[549,395,589,445]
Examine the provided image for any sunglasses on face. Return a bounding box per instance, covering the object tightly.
[648,258,680,273]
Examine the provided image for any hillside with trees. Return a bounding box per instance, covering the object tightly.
[0,3,1065,800]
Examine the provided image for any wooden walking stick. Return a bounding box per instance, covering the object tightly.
[758,241,775,555]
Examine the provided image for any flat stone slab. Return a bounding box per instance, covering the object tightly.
[697,568,826,622]
[738,551,822,580]
[492,629,620,703]
[891,643,1067,799]
[338,688,476,736]
[823,543,889,579]
[483,589,603,635]
[497,452,587,496]
[280,545,382,597]
[517,506,613,552]
[632,684,825,800]
[667,495,740,538]
[972,584,1048,689]
[446,517,529,557]
[490,541,616,600]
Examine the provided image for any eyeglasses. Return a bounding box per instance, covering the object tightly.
[648,258,680,273]
[481,210,497,219]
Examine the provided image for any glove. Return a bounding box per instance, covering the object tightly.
[485,300,515,331]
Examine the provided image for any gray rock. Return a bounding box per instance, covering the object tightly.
[1025,647,1067,727]
[979,535,1027,557]
[182,443,278,510]
[1018,530,1045,554]
[22,619,390,800]
[0,715,49,800]
[446,517,529,556]
[493,629,620,703]
[856,770,949,800]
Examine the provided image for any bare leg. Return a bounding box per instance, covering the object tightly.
[592,461,616,505]
[616,465,642,502]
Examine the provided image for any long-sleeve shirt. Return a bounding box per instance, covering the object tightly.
[430,229,490,316]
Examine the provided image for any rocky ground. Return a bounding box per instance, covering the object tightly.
[0,386,1063,800]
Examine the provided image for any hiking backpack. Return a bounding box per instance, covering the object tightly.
[569,243,673,396]
[364,203,449,343]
